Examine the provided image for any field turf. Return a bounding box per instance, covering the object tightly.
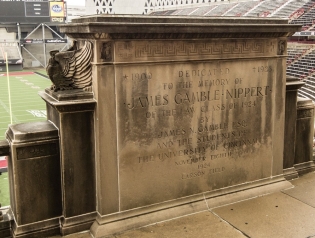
[0,70,51,140]
[0,172,9,207]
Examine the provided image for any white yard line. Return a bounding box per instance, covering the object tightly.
[0,98,19,123]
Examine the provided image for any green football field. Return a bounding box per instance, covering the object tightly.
[0,69,51,140]
[0,68,50,206]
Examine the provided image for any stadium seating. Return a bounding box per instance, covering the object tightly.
[291,7,315,30]
[245,0,288,17]
[188,5,215,15]
[150,0,315,32]
[286,45,315,99]
[271,0,308,18]
[0,43,22,60]
[204,2,237,16]
[223,1,258,16]
[0,42,23,71]
[287,47,309,66]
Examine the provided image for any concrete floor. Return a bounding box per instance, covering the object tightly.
[55,172,315,238]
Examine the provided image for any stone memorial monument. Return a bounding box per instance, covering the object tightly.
[57,15,299,237]
[4,16,302,237]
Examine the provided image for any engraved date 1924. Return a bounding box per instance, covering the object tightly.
[242,101,256,108]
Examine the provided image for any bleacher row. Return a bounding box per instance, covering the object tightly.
[0,43,21,61]
[287,45,315,100]
[151,0,315,31]
[291,5,315,31]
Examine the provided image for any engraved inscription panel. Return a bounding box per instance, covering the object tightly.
[17,143,58,160]
[116,59,277,210]
[297,109,314,119]
[115,39,277,62]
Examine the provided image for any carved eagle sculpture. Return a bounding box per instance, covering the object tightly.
[46,41,93,92]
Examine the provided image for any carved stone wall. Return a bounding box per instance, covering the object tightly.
[114,39,278,62]
[61,15,302,237]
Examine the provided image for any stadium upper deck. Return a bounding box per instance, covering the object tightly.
[150,0,315,32]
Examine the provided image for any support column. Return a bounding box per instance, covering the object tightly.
[294,97,315,175]
[283,76,304,180]
[42,23,47,67]
[39,89,96,236]
[6,121,62,237]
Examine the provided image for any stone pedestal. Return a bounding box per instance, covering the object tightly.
[58,16,300,237]
[6,121,61,237]
[283,76,304,180]
[39,89,97,236]
[294,97,315,175]
[0,140,12,238]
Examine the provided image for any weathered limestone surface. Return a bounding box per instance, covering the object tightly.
[294,97,315,174]
[6,121,62,237]
[39,89,97,236]
[283,76,305,180]
[58,15,300,237]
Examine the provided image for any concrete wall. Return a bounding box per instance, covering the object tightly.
[0,28,16,41]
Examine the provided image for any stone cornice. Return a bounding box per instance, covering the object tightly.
[59,15,301,40]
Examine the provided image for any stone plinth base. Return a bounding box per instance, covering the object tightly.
[283,167,299,180]
[91,176,292,237]
[6,121,62,238]
[40,89,96,236]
